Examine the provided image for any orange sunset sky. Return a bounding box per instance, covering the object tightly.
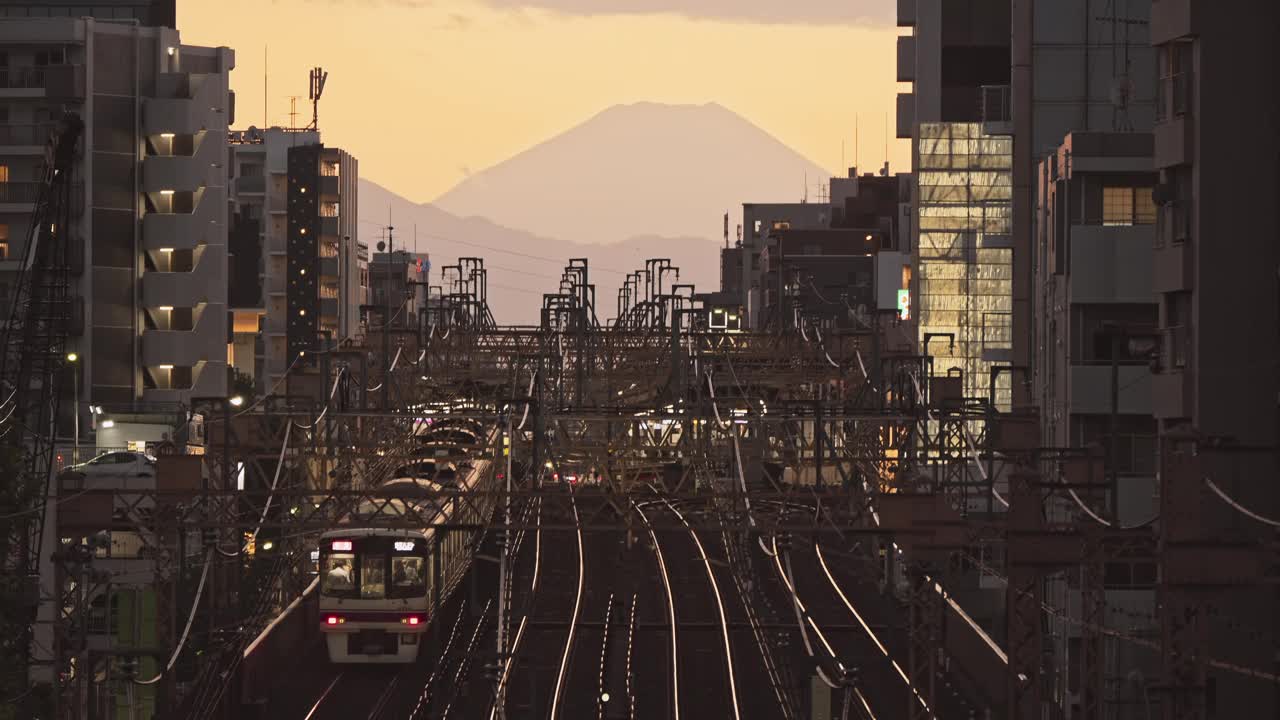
[180,0,911,203]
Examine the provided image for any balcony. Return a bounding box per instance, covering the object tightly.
[1151,370,1189,419]
[1069,225,1154,302]
[981,85,1013,136]
[0,64,84,98]
[319,297,339,319]
[1154,72,1193,167]
[1153,239,1192,293]
[1151,0,1194,45]
[142,73,225,136]
[896,36,916,82]
[0,182,42,205]
[1070,365,1152,415]
[142,189,220,251]
[897,0,916,26]
[318,174,340,197]
[141,248,223,309]
[142,135,221,194]
[235,175,265,195]
[896,93,915,139]
[319,216,339,237]
[0,123,54,150]
[141,307,222,368]
[1162,325,1190,373]
[319,256,339,278]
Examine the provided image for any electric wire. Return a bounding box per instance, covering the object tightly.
[134,547,214,685]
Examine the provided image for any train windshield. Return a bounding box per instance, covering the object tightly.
[322,553,356,596]
[391,556,426,598]
[360,554,387,599]
[320,538,428,600]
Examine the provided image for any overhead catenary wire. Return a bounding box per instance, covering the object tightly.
[134,547,214,685]
[1204,476,1280,527]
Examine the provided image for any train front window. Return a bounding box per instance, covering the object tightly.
[321,553,356,596]
[391,556,427,598]
[360,554,387,599]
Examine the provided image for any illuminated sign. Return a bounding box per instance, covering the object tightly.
[331,540,353,552]
[394,541,416,552]
[897,289,911,321]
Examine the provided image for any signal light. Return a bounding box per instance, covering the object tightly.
[325,615,344,625]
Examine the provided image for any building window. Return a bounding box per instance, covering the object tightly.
[1103,187,1156,226]
[0,165,8,183]
[0,223,8,260]
[1075,414,1158,476]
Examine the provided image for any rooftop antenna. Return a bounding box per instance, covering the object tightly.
[263,45,267,129]
[803,171,808,204]
[855,115,859,175]
[287,96,300,130]
[308,66,328,131]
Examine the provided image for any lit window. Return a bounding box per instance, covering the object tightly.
[1102,187,1135,226]
[0,223,8,261]
[1134,189,1157,225]
[0,166,8,183]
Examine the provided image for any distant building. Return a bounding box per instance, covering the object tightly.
[728,171,911,333]
[367,250,430,333]
[750,172,911,334]
[0,17,233,417]
[227,127,359,389]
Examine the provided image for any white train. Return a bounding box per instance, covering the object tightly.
[318,417,497,663]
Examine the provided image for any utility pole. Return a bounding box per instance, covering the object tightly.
[379,226,393,410]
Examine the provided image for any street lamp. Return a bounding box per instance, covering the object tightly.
[66,352,79,463]
[229,395,245,408]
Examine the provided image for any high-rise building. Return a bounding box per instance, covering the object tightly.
[0,0,174,27]
[227,127,359,392]
[1010,1,1157,403]
[0,17,234,425]
[1148,2,1279,716]
[1034,131,1161,716]
[897,0,1014,406]
[901,1,1158,408]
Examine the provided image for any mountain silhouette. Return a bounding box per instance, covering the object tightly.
[358,179,722,326]
[433,101,833,246]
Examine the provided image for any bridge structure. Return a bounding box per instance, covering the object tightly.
[36,258,1279,720]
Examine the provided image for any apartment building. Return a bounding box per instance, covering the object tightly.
[1010,0,1158,402]
[1035,132,1158,508]
[227,127,359,390]
[0,0,174,26]
[1034,132,1161,716]
[1148,2,1279,716]
[0,17,233,421]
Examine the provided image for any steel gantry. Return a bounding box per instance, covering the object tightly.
[27,256,1280,720]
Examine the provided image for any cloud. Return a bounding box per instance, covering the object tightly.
[469,0,892,25]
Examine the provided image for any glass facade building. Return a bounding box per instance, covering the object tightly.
[915,122,1013,408]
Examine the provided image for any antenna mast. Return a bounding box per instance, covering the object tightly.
[308,66,328,131]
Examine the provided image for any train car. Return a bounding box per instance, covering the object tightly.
[317,424,498,663]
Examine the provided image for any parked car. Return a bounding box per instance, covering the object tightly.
[63,451,157,482]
